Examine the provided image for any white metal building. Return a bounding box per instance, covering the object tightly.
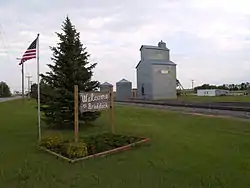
[197,89,229,96]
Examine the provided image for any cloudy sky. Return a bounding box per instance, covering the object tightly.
[0,0,250,92]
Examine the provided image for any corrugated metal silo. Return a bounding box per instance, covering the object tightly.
[100,82,113,93]
[116,79,132,101]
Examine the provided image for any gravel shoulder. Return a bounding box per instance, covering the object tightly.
[116,102,250,120]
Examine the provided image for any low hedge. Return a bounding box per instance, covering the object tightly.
[83,133,141,155]
[40,136,88,159]
[40,133,142,159]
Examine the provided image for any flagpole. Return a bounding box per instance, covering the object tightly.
[22,62,24,101]
[37,33,41,142]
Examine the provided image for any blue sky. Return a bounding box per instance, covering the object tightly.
[0,0,250,92]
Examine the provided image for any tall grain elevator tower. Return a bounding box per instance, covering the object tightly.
[136,40,177,100]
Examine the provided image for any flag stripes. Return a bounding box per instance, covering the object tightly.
[19,37,38,65]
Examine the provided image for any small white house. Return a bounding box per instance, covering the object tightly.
[197,89,229,96]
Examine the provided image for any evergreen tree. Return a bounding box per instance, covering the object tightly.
[30,79,53,103]
[0,81,11,97]
[40,16,100,129]
[30,83,38,99]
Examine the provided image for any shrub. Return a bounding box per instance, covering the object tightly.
[40,136,64,150]
[62,142,88,159]
[83,133,141,154]
[40,133,143,159]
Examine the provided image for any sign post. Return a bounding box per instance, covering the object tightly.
[109,86,115,133]
[78,89,115,135]
[74,85,79,143]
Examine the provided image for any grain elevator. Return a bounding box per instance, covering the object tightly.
[136,40,177,100]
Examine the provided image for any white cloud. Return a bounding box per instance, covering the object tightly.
[190,0,250,15]
[0,52,7,57]
[0,0,250,91]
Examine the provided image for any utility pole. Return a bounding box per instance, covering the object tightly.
[17,58,24,101]
[191,80,194,90]
[26,75,32,99]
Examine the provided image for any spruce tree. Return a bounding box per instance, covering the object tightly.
[40,16,100,129]
[0,81,11,97]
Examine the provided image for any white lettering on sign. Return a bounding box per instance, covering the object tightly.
[79,92,110,113]
[80,93,109,103]
[160,70,169,74]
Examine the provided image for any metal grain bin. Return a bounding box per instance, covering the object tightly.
[116,79,132,101]
[100,82,113,93]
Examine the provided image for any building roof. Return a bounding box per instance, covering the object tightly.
[100,82,113,86]
[116,79,131,83]
[152,61,176,66]
[135,61,142,69]
[136,60,176,69]
[140,45,169,51]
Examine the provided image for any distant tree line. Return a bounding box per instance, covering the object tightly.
[194,82,250,92]
[0,81,11,97]
[30,78,55,103]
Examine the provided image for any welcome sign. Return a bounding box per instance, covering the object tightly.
[79,92,111,112]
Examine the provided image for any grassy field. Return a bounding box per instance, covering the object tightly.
[178,95,250,102]
[1,100,250,187]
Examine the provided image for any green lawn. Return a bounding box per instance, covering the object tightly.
[178,95,250,102]
[1,100,250,187]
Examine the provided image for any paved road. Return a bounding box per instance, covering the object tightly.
[0,96,22,103]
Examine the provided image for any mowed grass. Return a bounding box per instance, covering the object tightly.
[178,95,250,102]
[1,100,250,187]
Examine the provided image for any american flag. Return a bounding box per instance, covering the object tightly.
[19,37,38,65]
